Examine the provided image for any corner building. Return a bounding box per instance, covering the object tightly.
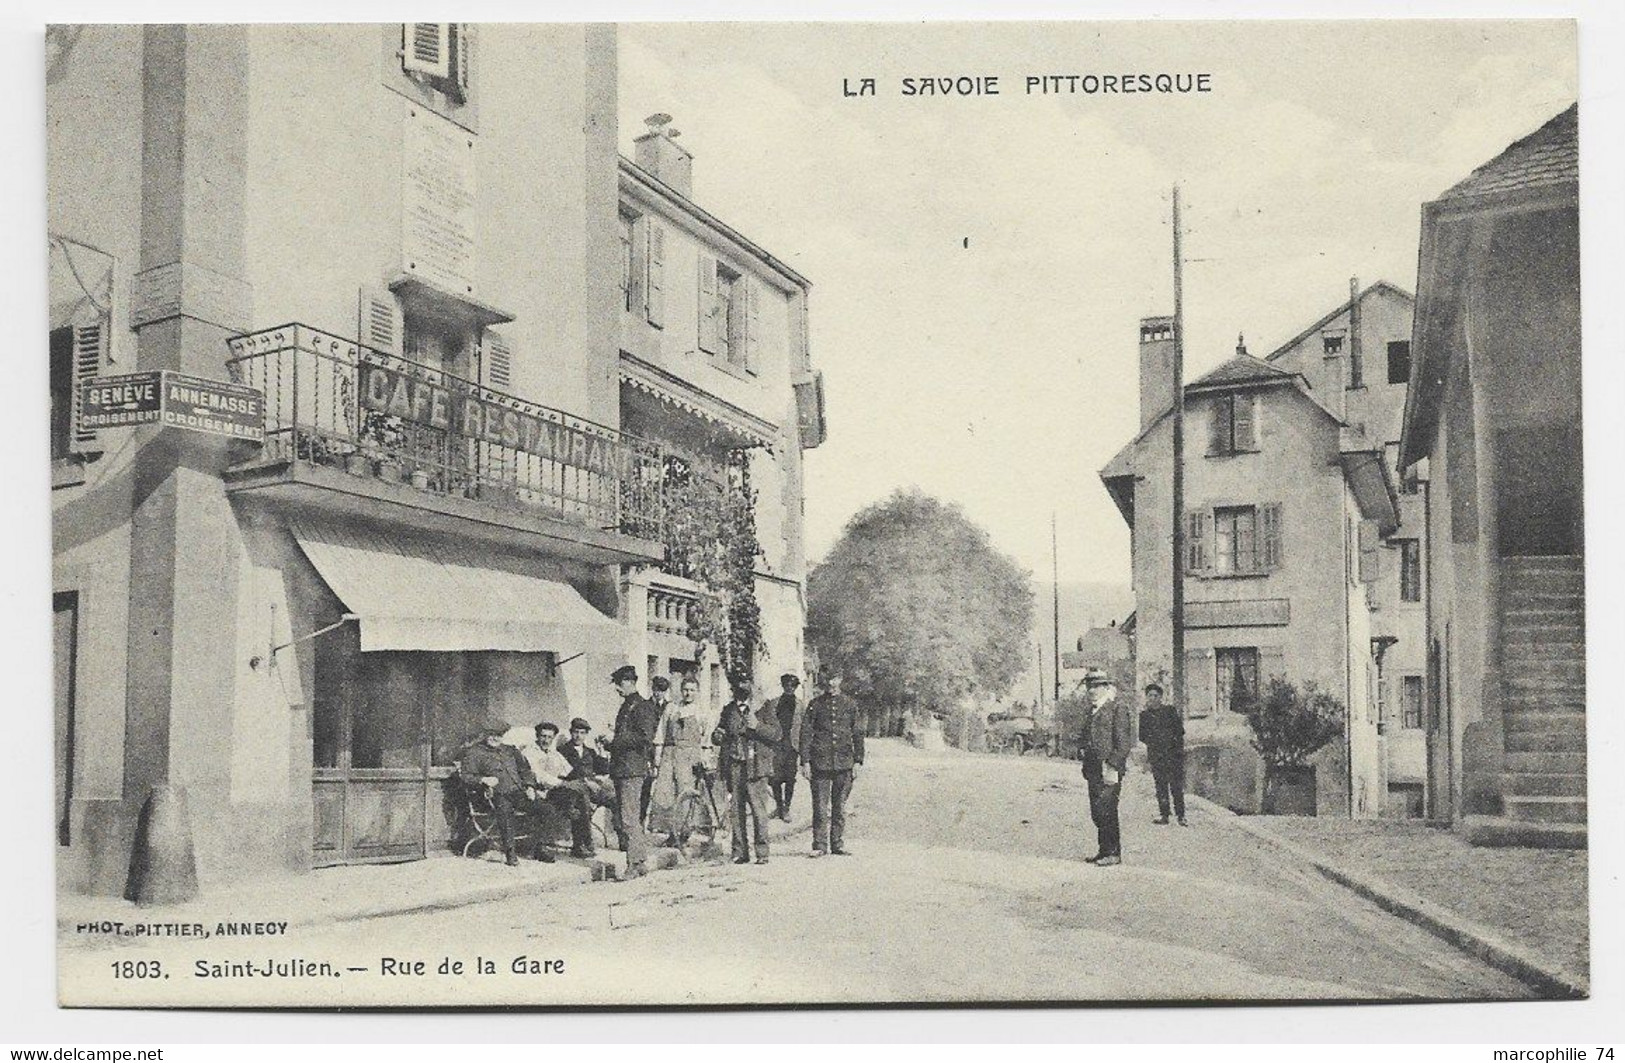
[48,25,822,894]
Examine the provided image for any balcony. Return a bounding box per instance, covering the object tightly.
[224,324,667,563]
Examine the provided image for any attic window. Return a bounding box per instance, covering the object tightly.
[1322,331,1345,356]
[401,23,471,106]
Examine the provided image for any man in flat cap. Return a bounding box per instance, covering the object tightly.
[556,717,613,857]
[1077,669,1134,866]
[1138,682,1187,827]
[606,665,660,878]
[768,673,804,820]
[459,722,551,866]
[645,675,673,827]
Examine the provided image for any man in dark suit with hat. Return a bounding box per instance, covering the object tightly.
[459,722,555,866]
[799,671,864,857]
[606,665,660,878]
[555,717,613,858]
[713,676,780,864]
[768,673,803,820]
[1078,668,1134,866]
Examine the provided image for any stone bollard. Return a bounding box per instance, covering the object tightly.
[124,784,200,906]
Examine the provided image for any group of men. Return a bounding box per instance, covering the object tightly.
[1074,668,1188,867]
[459,664,864,880]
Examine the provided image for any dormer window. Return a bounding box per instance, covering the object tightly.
[401,23,471,106]
[1322,331,1345,356]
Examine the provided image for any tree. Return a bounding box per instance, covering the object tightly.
[1240,677,1344,815]
[1240,677,1344,770]
[807,489,1034,739]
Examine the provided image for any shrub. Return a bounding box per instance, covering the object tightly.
[1240,677,1344,770]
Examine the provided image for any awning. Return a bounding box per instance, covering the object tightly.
[290,520,626,654]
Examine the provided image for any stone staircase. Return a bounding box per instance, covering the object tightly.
[1472,556,1586,848]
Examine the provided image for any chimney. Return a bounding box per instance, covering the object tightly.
[1236,333,1248,357]
[1139,315,1176,430]
[634,113,693,197]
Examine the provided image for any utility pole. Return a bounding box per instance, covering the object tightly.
[1052,511,1061,704]
[1171,185,1187,712]
[1035,639,1044,711]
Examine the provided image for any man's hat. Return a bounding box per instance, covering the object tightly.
[569,717,592,732]
[651,676,671,693]
[482,720,510,737]
[732,675,754,694]
[780,673,801,687]
[1143,681,1165,695]
[1083,668,1113,687]
[610,664,638,684]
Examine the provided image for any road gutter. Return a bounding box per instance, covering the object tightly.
[1188,794,1588,999]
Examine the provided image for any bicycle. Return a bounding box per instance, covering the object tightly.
[669,762,732,849]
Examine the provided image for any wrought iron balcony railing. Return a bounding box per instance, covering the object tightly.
[226,324,666,540]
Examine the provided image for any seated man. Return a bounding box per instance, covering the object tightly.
[553,717,614,857]
[525,721,598,859]
[458,722,556,866]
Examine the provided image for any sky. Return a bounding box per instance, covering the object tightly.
[617,21,1579,586]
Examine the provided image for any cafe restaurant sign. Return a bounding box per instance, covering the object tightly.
[79,370,265,442]
[361,362,619,475]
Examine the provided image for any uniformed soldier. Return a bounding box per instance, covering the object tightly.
[1078,668,1134,866]
[799,671,864,857]
[713,677,780,864]
[605,665,660,879]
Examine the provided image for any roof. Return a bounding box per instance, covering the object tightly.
[1436,104,1577,204]
[1187,353,1296,391]
[1264,281,1414,364]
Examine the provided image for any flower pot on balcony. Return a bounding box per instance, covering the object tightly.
[345,453,373,477]
[410,469,431,491]
[376,458,405,484]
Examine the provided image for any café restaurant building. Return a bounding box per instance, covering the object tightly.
[49,24,753,894]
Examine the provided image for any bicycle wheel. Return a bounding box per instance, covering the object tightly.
[671,792,705,847]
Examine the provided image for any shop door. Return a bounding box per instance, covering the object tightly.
[312,633,431,866]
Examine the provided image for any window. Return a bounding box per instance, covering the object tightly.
[1322,332,1345,356]
[1398,539,1422,602]
[401,23,471,105]
[1186,503,1282,574]
[698,257,758,373]
[50,326,74,462]
[619,214,637,312]
[1208,393,1257,455]
[1214,505,1258,575]
[1387,341,1411,385]
[1215,647,1260,714]
[1401,675,1424,729]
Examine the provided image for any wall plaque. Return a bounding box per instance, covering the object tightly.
[402,107,476,297]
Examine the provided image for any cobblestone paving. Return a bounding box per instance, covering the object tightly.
[1250,816,1587,980]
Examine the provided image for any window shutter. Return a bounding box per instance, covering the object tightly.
[697,255,718,354]
[1184,648,1214,718]
[644,223,665,328]
[743,281,761,373]
[358,287,403,356]
[1258,646,1285,684]
[454,23,472,94]
[1234,394,1257,450]
[402,24,452,79]
[69,319,108,455]
[1185,509,1210,573]
[1357,519,1380,583]
[481,329,512,391]
[1260,502,1283,570]
[1208,396,1232,454]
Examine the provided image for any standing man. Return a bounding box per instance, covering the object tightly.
[606,665,660,879]
[713,677,780,864]
[1138,682,1187,827]
[1078,668,1134,866]
[644,675,672,827]
[768,673,803,820]
[799,671,864,857]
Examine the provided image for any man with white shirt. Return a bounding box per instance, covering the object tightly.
[1077,669,1134,867]
[526,721,598,859]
